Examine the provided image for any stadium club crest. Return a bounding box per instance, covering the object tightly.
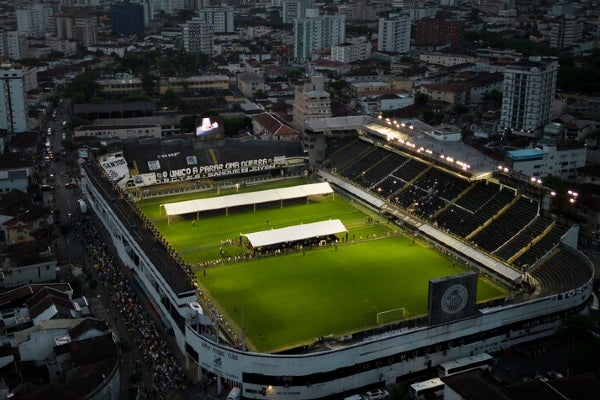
[428,271,477,324]
[441,284,469,314]
[214,356,222,368]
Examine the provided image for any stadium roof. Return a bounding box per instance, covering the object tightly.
[418,224,523,284]
[243,219,347,248]
[162,182,334,217]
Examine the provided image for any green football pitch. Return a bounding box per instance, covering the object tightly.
[137,179,506,352]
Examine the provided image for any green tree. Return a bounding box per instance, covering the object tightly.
[64,71,102,103]
[223,116,252,137]
[483,90,503,110]
[415,92,429,105]
[179,115,197,133]
[453,103,468,115]
[141,73,158,96]
[68,116,92,130]
[121,94,151,102]
[160,90,181,109]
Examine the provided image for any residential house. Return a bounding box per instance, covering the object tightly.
[252,112,299,141]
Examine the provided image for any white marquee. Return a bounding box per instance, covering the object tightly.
[243,219,347,248]
[161,182,334,219]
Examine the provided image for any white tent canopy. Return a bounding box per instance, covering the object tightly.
[161,182,334,218]
[243,219,347,248]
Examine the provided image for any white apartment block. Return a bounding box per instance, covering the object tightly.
[292,75,332,133]
[377,14,411,53]
[419,52,475,67]
[182,18,214,56]
[197,7,235,33]
[331,39,371,63]
[546,15,584,48]
[55,14,98,47]
[500,56,558,136]
[282,0,315,24]
[293,11,346,60]
[505,143,586,182]
[159,0,187,14]
[0,64,32,133]
[0,32,29,61]
[16,3,54,38]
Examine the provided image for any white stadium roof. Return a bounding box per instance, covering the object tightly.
[243,219,347,248]
[162,182,334,217]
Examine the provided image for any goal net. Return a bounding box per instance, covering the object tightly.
[376,307,406,324]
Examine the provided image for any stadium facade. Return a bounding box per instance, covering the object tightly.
[80,127,594,399]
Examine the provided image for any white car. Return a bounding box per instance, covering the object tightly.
[363,389,389,400]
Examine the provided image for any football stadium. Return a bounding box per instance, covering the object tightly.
[80,116,593,399]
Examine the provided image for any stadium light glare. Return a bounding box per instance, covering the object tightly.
[551,191,556,196]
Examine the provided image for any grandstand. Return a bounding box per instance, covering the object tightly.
[80,121,593,400]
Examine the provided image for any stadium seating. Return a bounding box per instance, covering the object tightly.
[325,138,372,169]
[434,182,514,238]
[339,147,389,182]
[512,225,569,270]
[470,197,539,253]
[494,216,555,261]
[325,140,581,286]
[530,249,591,296]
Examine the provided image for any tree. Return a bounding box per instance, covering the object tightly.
[141,73,158,96]
[179,115,197,133]
[68,116,92,130]
[415,92,429,105]
[453,103,468,115]
[64,71,102,103]
[483,90,503,110]
[253,89,266,99]
[223,116,252,137]
[160,90,181,109]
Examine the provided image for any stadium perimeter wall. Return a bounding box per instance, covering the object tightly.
[80,162,594,400]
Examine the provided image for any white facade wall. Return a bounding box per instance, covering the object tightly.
[197,8,235,33]
[500,57,558,135]
[18,326,69,361]
[293,14,346,60]
[0,65,29,133]
[282,0,315,24]
[419,53,475,67]
[2,260,57,289]
[379,94,414,111]
[81,168,197,353]
[508,144,587,181]
[377,15,411,53]
[16,4,54,38]
[0,173,28,194]
[182,18,214,55]
[0,32,29,60]
[331,41,371,63]
[74,125,162,140]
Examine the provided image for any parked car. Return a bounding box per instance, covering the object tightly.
[363,389,390,400]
